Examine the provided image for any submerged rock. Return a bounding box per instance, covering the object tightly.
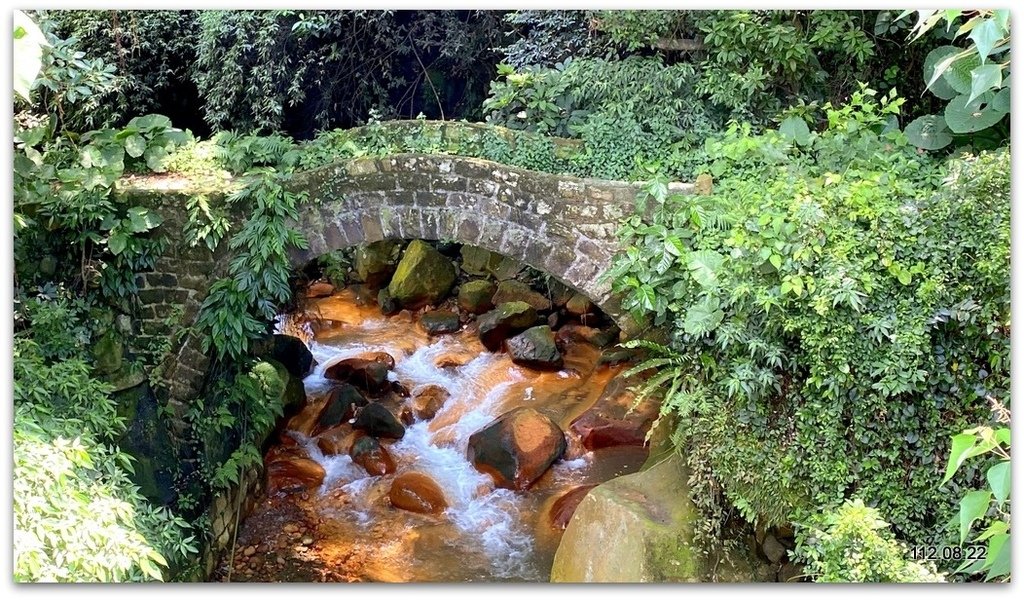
[389,472,448,515]
[492,280,552,312]
[353,403,405,439]
[467,407,566,490]
[315,384,367,433]
[350,436,397,476]
[506,325,563,370]
[378,287,400,315]
[316,426,362,456]
[419,310,461,335]
[556,324,620,349]
[477,301,537,352]
[457,279,496,314]
[411,384,449,421]
[387,240,457,309]
[569,375,658,451]
[306,281,335,298]
[266,447,326,495]
[550,485,597,530]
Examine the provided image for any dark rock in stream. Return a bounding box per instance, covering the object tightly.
[477,301,537,351]
[378,288,400,316]
[411,384,449,421]
[253,334,316,379]
[419,310,461,335]
[467,407,566,490]
[569,375,658,451]
[324,352,395,397]
[389,472,448,515]
[315,384,367,433]
[550,485,597,530]
[353,403,405,439]
[556,323,620,349]
[506,325,563,370]
[350,436,397,476]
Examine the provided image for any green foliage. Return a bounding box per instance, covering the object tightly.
[902,10,1010,150]
[13,335,196,582]
[609,90,1009,557]
[500,11,602,69]
[794,499,944,582]
[942,424,1011,581]
[13,10,48,103]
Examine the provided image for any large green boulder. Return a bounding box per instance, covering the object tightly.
[387,240,457,309]
[477,301,537,351]
[506,325,562,370]
[492,280,552,312]
[550,452,773,582]
[457,279,496,314]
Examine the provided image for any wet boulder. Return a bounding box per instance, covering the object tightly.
[569,376,658,451]
[265,447,326,494]
[378,288,400,316]
[253,334,316,379]
[389,472,448,515]
[306,281,335,298]
[419,310,461,335]
[314,384,367,433]
[350,436,397,476]
[492,280,552,312]
[316,426,362,456]
[506,325,563,370]
[549,485,597,530]
[457,280,496,314]
[324,352,395,397]
[556,324,620,349]
[477,301,538,352]
[353,403,405,439]
[467,407,566,490]
[411,384,449,420]
[387,240,457,309]
[565,293,594,317]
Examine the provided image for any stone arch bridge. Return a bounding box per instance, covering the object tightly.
[120,153,695,414]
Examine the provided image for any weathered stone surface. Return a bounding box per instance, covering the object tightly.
[565,293,593,316]
[506,325,563,370]
[350,436,397,476]
[411,384,449,420]
[258,334,315,379]
[556,323,620,349]
[378,287,399,315]
[316,426,362,456]
[477,301,537,352]
[762,535,787,564]
[569,375,658,451]
[323,353,394,397]
[550,485,597,530]
[92,331,123,375]
[387,240,457,309]
[550,452,772,582]
[354,240,401,287]
[353,403,405,439]
[467,407,566,490]
[459,244,502,276]
[419,310,460,335]
[389,472,448,515]
[457,279,496,314]
[306,281,335,298]
[492,280,552,312]
[315,384,367,433]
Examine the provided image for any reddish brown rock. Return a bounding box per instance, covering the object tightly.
[316,426,363,456]
[350,436,397,476]
[565,293,593,316]
[266,447,326,494]
[569,376,658,451]
[411,384,449,420]
[389,472,448,515]
[306,281,335,298]
[550,485,597,530]
[434,351,474,369]
[556,324,619,349]
[467,407,566,490]
[323,352,395,396]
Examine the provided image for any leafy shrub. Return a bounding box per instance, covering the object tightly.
[500,11,604,68]
[794,499,944,582]
[13,337,196,582]
[609,89,1009,555]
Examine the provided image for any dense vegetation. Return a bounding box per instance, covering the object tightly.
[12,9,1010,583]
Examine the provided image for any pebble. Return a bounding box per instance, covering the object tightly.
[283,523,299,533]
[301,536,314,546]
[243,546,256,557]
[277,557,286,566]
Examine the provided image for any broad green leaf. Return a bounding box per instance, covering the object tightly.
[144,145,169,172]
[769,253,783,270]
[992,10,1009,33]
[968,19,1003,63]
[108,233,128,256]
[944,92,1007,133]
[968,63,1002,104]
[124,134,147,158]
[687,250,724,288]
[994,427,1010,446]
[683,295,724,336]
[13,11,47,102]
[958,489,990,543]
[779,116,811,145]
[926,48,969,91]
[942,52,983,95]
[991,86,1010,112]
[897,269,912,285]
[664,235,686,257]
[986,461,1010,504]
[975,519,1008,541]
[637,284,657,312]
[982,533,1010,580]
[130,114,172,131]
[943,433,977,483]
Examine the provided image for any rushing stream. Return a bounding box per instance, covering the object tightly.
[220,288,648,582]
